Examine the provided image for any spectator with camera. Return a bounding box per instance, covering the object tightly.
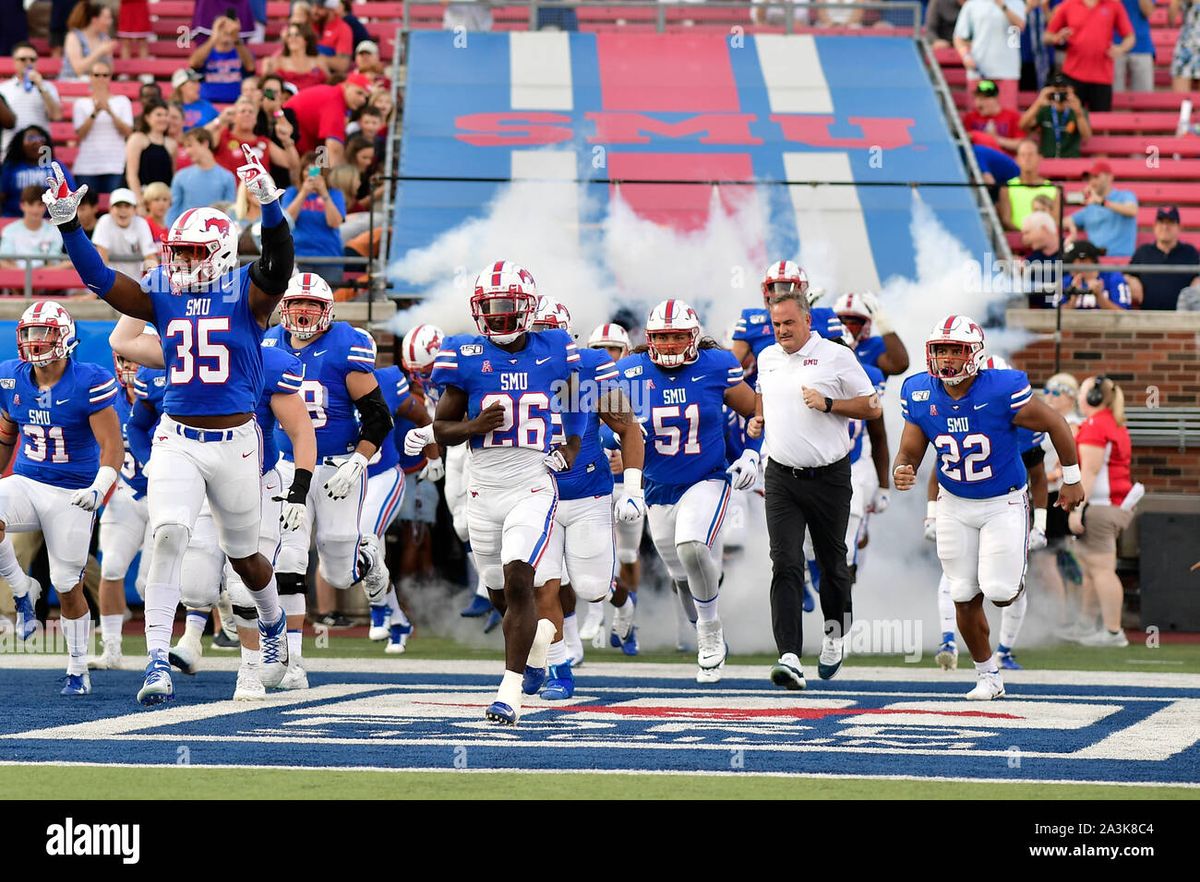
[1061,240,1133,309]
[285,152,346,284]
[1019,72,1092,157]
[1064,160,1139,257]
[189,11,256,105]
[1127,206,1200,310]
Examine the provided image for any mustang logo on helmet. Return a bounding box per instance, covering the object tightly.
[204,217,231,236]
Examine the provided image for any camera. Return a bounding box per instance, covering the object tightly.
[1051,91,1067,103]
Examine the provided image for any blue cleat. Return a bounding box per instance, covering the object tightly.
[385,622,411,655]
[618,624,639,656]
[137,652,175,706]
[13,578,41,641]
[485,701,518,725]
[460,594,493,618]
[540,662,575,700]
[368,605,390,641]
[483,609,502,634]
[522,664,546,695]
[60,672,91,696]
[996,648,1022,670]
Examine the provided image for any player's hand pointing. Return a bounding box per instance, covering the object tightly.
[893,463,916,491]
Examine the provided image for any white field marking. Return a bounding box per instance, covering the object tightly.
[1072,699,1200,761]
[0,759,1196,790]
[3,655,1198,689]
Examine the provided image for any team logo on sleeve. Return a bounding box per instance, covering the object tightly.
[460,344,483,356]
[930,405,938,416]
[912,391,929,401]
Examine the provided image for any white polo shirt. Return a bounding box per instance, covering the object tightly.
[755,332,876,468]
[0,76,61,155]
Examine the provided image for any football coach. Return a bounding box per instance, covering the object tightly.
[747,290,882,690]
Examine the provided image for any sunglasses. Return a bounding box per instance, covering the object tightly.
[1043,385,1073,397]
[92,72,111,78]
[15,56,37,64]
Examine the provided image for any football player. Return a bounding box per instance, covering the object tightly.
[408,261,585,725]
[616,300,762,683]
[264,273,394,686]
[0,302,122,695]
[44,150,298,705]
[894,316,1082,700]
[832,291,910,377]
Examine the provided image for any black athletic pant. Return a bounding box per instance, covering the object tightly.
[1066,77,1113,113]
[765,456,853,658]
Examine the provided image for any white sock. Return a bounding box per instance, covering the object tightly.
[694,596,719,623]
[287,629,303,663]
[144,581,182,655]
[937,573,956,637]
[547,639,568,666]
[386,589,410,626]
[184,609,207,641]
[248,574,281,624]
[216,591,235,631]
[279,593,306,619]
[584,600,605,625]
[240,646,260,667]
[562,612,581,654]
[497,669,523,710]
[998,591,1027,652]
[62,613,90,676]
[100,614,124,645]
[974,658,998,675]
[0,538,26,591]
[526,618,555,669]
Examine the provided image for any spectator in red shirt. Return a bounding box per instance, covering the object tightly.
[1045,0,1135,112]
[1069,375,1138,647]
[211,96,300,180]
[962,79,1024,152]
[284,72,370,166]
[312,0,353,75]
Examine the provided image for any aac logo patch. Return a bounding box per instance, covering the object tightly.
[912,391,930,401]
[460,344,483,356]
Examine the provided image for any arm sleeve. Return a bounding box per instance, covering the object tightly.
[899,377,917,424]
[1074,415,1106,449]
[127,398,158,466]
[953,7,971,40]
[840,348,877,399]
[59,224,117,297]
[1047,5,1064,31]
[731,310,751,341]
[345,328,377,372]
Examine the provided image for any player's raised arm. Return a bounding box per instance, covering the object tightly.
[238,146,294,324]
[1013,396,1084,511]
[109,316,164,368]
[42,163,154,321]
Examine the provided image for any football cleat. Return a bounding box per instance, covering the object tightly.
[539,662,575,700]
[485,701,518,725]
[610,595,638,655]
[168,633,203,676]
[88,639,124,671]
[211,627,240,650]
[137,652,175,706]
[368,605,391,641]
[277,663,309,691]
[13,575,41,641]
[358,535,390,607]
[770,653,806,690]
[936,639,959,671]
[460,594,492,618]
[233,664,266,701]
[1079,628,1129,648]
[580,602,605,644]
[817,636,844,680]
[60,672,91,696]
[522,664,547,696]
[697,619,727,670]
[965,671,1005,701]
[483,608,502,634]
[615,625,639,656]
[385,622,411,654]
[995,649,1022,670]
[258,614,290,688]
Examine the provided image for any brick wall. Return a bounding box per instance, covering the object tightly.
[1006,310,1200,492]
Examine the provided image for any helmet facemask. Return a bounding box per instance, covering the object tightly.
[647,328,698,368]
[163,240,223,293]
[17,323,67,367]
[927,341,978,385]
[280,297,333,340]
[472,292,535,344]
[761,278,808,308]
[114,354,140,387]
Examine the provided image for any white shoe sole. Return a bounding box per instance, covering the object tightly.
[935,649,958,671]
[696,664,724,684]
[965,683,1005,700]
[233,686,266,701]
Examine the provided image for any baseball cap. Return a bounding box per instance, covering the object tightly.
[1048,71,1069,89]
[344,72,372,91]
[1156,205,1182,223]
[975,80,999,97]
[171,68,202,90]
[1083,160,1113,179]
[1064,239,1106,262]
[355,40,378,55]
[109,188,138,207]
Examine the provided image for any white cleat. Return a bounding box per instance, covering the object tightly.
[233,664,266,700]
[358,536,390,607]
[88,639,124,671]
[258,614,289,688]
[580,602,605,644]
[168,634,203,676]
[277,663,309,691]
[965,671,1006,701]
[696,619,727,684]
[935,641,959,671]
[1079,628,1130,648]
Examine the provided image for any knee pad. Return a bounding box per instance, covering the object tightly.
[146,523,190,587]
[479,564,504,591]
[985,581,1023,607]
[571,575,612,604]
[276,572,307,596]
[232,604,258,630]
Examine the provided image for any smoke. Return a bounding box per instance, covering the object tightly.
[390,182,1053,655]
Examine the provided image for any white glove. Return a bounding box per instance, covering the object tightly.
[279,501,307,532]
[419,457,444,482]
[323,452,368,499]
[1028,527,1047,552]
[869,489,890,514]
[69,466,117,513]
[236,145,282,204]
[41,162,88,225]
[404,424,435,457]
[544,447,571,473]
[726,449,760,491]
[859,290,893,335]
[923,517,937,542]
[613,467,646,523]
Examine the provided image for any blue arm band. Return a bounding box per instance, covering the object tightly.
[61,225,116,297]
[260,197,284,229]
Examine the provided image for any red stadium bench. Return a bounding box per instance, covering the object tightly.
[1121,181,1200,204]
[1086,112,1180,133]
[1040,157,1200,179]
[1082,136,1200,157]
[0,268,85,293]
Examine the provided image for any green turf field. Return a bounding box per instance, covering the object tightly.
[0,765,1193,800]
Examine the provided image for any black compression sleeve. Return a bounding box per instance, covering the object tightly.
[287,467,312,504]
[354,385,393,449]
[249,217,294,296]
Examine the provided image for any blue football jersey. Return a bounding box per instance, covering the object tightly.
[547,347,618,501]
[732,308,774,358]
[257,345,305,473]
[141,264,264,416]
[848,363,886,465]
[429,329,580,461]
[856,335,886,374]
[616,347,746,505]
[901,368,1034,500]
[113,389,149,499]
[368,364,411,477]
[265,321,377,460]
[0,359,118,490]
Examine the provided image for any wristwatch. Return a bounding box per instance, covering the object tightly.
[824,396,833,413]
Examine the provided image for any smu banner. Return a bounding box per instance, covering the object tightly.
[390,32,990,290]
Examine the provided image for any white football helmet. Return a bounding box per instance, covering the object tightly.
[587,323,631,358]
[470,260,538,344]
[113,353,139,387]
[163,206,240,292]
[979,353,1010,371]
[926,315,986,385]
[645,299,701,368]
[17,301,77,366]
[761,260,809,306]
[531,295,572,335]
[281,272,335,340]
[833,292,873,348]
[400,323,444,377]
